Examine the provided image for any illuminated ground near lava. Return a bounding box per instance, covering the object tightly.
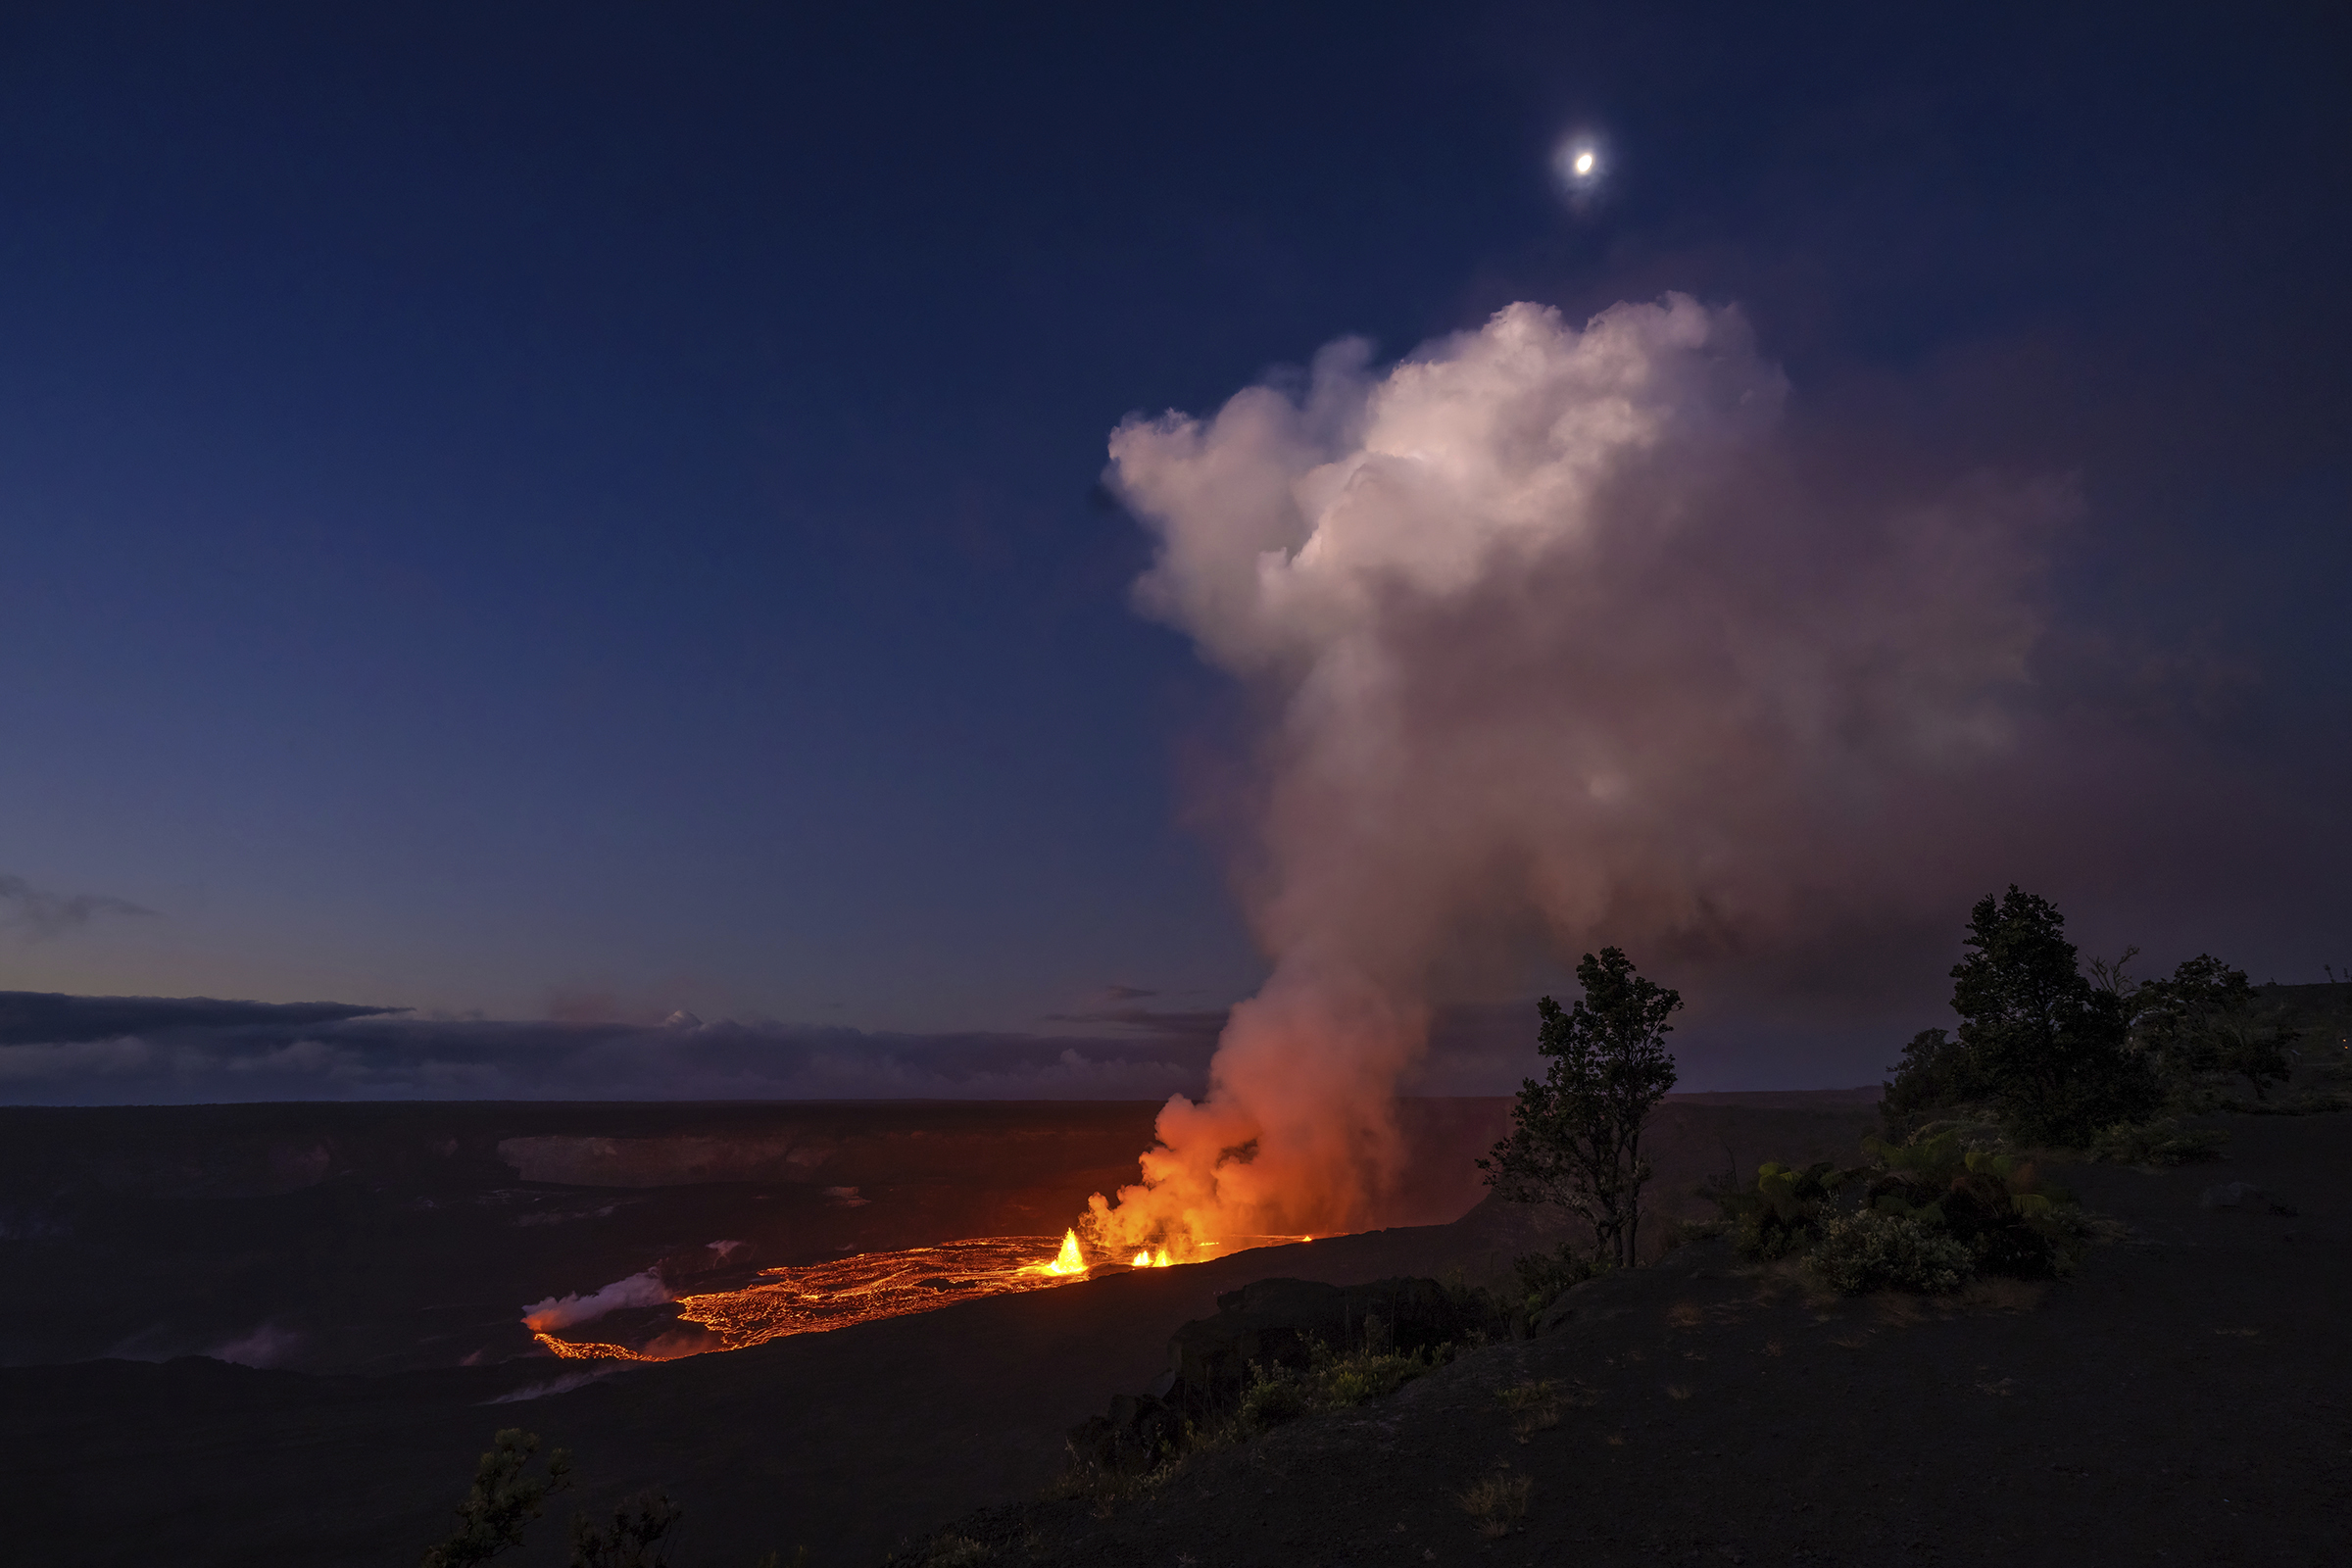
[532,1232,1309,1361]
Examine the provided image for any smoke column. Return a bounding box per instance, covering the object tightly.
[1088,296,2061,1253]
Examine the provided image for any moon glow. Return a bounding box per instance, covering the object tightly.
[1553,138,1604,192]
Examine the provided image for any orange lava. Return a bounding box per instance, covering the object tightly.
[532,1233,1107,1360]
[532,1331,652,1362]
[526,1229,1320,1360]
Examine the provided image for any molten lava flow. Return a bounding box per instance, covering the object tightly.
[532,1331,652,1362]
[525,1228,1318,1360]
[536,1232,1113,1358]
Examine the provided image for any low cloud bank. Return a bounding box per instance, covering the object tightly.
[0,992,399,1046]
[0,986,2057,1105]
[0,988,1225,1105]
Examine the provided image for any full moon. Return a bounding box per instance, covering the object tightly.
[1574,150,1595,175]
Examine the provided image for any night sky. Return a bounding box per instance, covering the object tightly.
[5,3,2347,1102]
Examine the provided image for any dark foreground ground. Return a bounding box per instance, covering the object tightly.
[10,1091,2344,1564]
[930,1111,2352,1568]
[0,1092,1876,1564]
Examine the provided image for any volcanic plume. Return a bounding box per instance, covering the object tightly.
[1087,295,2059,1255]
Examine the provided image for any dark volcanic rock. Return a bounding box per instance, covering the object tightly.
[2199,1179,2299,1215]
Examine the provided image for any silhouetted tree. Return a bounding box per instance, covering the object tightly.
[421,1429,572,1568]
[572,1489,683,1568]
[1880,1026,1984,1136]
[1480,948,1680,1268]
[419,1436,797,1568]
[1949,886,2160,1144]
[2132,953,2296,1097]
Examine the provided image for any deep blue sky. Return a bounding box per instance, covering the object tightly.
[4,3,2347,1094]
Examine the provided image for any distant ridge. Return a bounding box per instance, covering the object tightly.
[1666,1087,1883,1106]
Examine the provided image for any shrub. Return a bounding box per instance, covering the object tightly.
[1510,1244,1603,1312]
[1075,1322,1454,1503]
[1239,1367,1312,1430]
[1436,1267,1507,1333]
[1858,1138,2073,1280]
[1320,1352,1423,1405]
[1235,1336,1447,1432]
[420,1429,571,1568]
[1808,1209,1974,1295]
[1719,1160,1849,1260]
[1302,1324,1449,1408]
[1938,1167,2057,1279]
[570,1490,680,1568]
[1736,1130,2096,1293]
[2218,1087,2352,1115]
[1865,1128,1968,1183]
[2088,1116,2229,1166]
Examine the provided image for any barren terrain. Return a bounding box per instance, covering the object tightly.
[5,1088,2341,1564]
[0,1092,1871,1563]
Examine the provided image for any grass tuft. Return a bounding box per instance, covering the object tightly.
[1458,1473,1533,1538]
[1496,1379,1562,1442]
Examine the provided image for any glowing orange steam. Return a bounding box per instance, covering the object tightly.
[1083,969,1423,1259]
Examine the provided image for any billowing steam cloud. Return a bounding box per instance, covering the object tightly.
[521,1269,671,1332]
[1088,296,2060,1251]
